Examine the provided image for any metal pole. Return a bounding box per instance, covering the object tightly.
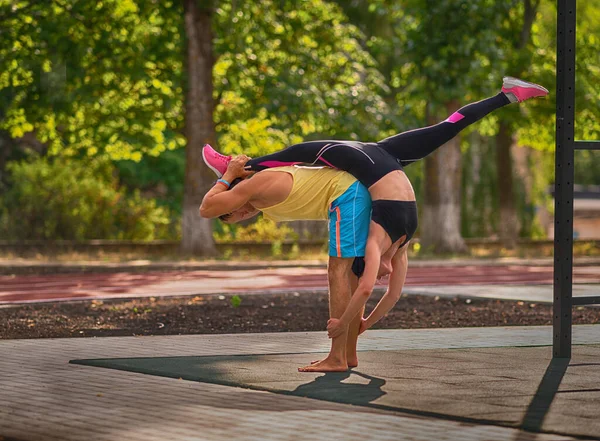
[553,0,576,358]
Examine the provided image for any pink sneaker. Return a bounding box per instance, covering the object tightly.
[202,144,231,178]
[502,77,549,103]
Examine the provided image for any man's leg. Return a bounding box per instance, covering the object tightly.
[310,269,362,368]
[298,256,352,372]
[345,271,363,368]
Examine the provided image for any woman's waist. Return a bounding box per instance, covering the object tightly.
[368,170,415,201]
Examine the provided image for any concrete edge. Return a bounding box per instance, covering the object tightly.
[2,257,600,275]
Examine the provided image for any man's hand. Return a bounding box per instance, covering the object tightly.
[358,317,368,335]
[327,318,348,339]
[223,155,252,181]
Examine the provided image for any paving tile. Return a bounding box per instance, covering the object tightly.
[1,326,598,441]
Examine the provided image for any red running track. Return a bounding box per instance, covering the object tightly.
[1,265,599,304]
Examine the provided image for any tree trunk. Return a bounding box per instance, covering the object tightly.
[181,0,218,255]
[0,132,13,185]
[420,102,467,254]
[464,132,483,238]
[491,0,540,248]
[495,121,519,248]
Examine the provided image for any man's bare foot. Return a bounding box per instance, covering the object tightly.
[299,357,348,373]
[310,357,358,368]
[347,355,358,368]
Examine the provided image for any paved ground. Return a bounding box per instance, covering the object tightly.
[1,326,599,441]
[2,256,599,274]
[403,284,600,303]
[2,261,599,304]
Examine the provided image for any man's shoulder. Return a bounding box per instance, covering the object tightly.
[252,169,288,180]
[241,169,289,190]
[254,166,358,188]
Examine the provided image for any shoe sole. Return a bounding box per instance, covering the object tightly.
[502,76,549,94]
[202,145,224,178]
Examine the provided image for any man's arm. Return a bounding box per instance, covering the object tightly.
[199,179,254,218]
[199,155,254,218]
[361,243,408,332]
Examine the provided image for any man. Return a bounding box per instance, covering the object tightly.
[202,77,549,351]
[200,155,387,372]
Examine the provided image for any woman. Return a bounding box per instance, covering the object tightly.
[204,77,547,258]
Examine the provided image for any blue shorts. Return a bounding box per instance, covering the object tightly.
[328,181,371,258]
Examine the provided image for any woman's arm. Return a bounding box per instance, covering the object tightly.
[326,236,381,338]
[362,243,408,332]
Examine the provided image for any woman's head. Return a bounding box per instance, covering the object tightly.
[377,236,406,279]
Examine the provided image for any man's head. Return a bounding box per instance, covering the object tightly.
[219,202,259,223]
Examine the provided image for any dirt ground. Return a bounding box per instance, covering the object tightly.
[1,291,598,339]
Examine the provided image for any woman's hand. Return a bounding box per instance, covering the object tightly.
[327,318,348,339]
[358,317,368,335]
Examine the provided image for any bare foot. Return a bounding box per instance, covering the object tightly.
[310,357,357,368]
[347,356,358,368]
[299,357,348,373]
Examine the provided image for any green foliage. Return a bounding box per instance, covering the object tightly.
[461,134,499,237]
[400,0,510,109]
[0,155,173,240]
[213,0,393,142]
[575,151,600,185]
[513,0,600,225]
[230,295,242,308]
[1,0,396,238]
[518,0,600,152]
[0,0,184,160]
[2,0,599,244]
[114,148,185,214]
[216,109,303,157]
[1,0,393,161]
[214,216,298,243]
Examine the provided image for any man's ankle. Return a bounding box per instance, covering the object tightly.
[326,352,346,364]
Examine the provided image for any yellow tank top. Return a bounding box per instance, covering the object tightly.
[259,166,357,221]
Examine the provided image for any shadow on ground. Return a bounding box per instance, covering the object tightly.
[71,346,600,439]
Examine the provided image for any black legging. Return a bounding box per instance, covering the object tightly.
[246,92,510,188]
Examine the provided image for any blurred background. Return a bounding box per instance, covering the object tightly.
[1,0,599,260]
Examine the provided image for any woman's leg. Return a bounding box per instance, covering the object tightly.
[245,140,336,171]
[379,76,549,165]
[245,140,391,188]
[378,93,510,166]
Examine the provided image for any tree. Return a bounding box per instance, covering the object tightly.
[209,0,394,242]
[421,101,467,253]
[493,0,542,248]
[512,0,600,238]
[181,0,217,254]
[1,0,392,251]
[0,0,184,160]
[211,0,392,149]
[400,0,509,253]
